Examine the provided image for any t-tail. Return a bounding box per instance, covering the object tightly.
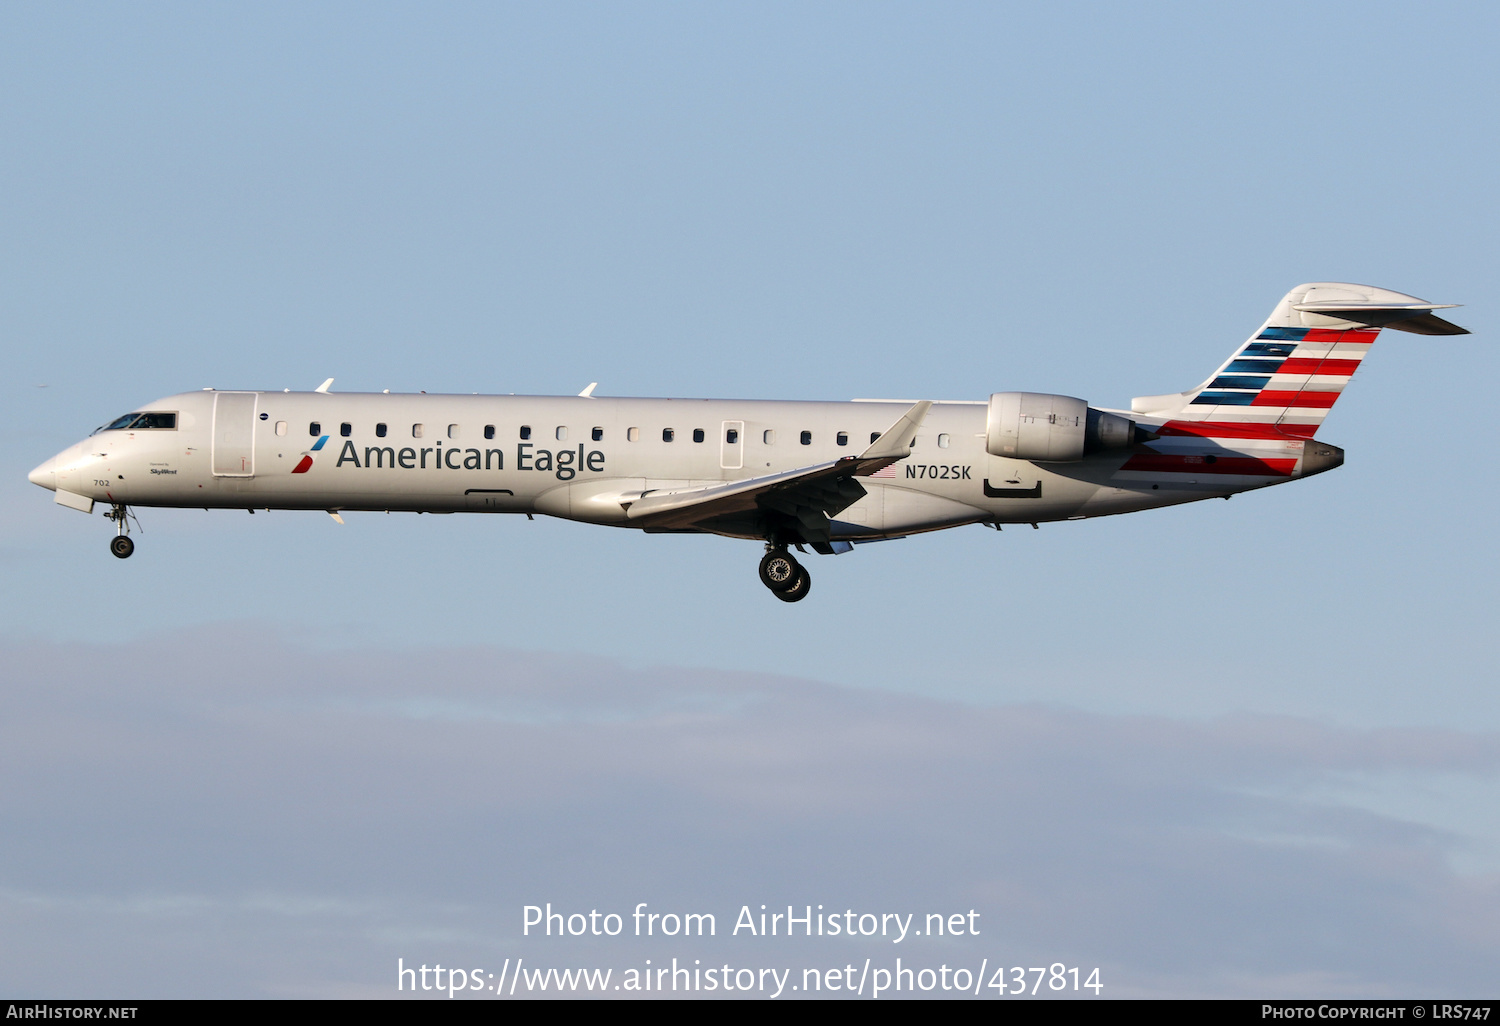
[1131,283,1468,441]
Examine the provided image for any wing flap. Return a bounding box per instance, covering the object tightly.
[625,459,846,524]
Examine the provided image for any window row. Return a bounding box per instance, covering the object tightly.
[279,421,951,448]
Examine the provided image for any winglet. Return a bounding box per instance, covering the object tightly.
[315,378,334,393]
[578,382,598,398]
[858,401,932,463]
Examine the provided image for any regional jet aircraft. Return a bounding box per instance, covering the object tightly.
[28,283,1467,601]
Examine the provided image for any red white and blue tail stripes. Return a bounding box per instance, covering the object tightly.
[1161,325,1379,440]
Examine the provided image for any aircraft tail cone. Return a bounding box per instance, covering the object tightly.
[1300,442,1344,478]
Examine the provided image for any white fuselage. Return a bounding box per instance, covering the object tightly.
[35,389,1316,541]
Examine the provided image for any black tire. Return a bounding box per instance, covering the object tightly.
[109,535,134,559]
[759,550,800,592]
[773,565,810,602]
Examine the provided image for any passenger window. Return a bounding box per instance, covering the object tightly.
[484,425,495,440]
[520,425,532,440]
[556,426,568,441]
[412,424,424,438]
[726,428,739,444]
[376,423,387,438]
[938,433,950,449]
[663,428,675,442]
[341,423,352,437]
[310,422,321,436]
[836,431,848,446]
[275,421,288,437]
[448,424,460,439]
[627,427,640,442]
[800,431,812,445]
[592,427,603,442]
[764,429,776,445]
[692,428,705,443]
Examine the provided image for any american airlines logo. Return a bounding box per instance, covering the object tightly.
[291,435,329,473]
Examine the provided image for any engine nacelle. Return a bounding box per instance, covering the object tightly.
[985,392,1143,462]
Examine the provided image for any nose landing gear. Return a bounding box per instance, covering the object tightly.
[105,503,136,559]
[758,546,811,602]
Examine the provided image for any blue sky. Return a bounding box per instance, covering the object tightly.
[2,1,1497,997]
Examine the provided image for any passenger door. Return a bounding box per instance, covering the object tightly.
[211,392,258,477]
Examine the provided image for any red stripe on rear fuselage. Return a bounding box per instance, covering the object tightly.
[1120,453,1298,476]
[1157,421,1319,440]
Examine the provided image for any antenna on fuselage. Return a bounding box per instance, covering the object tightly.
[315,378,334,393]
[578,382,598,398]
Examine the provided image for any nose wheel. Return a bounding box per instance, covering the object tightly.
[758,548,811,602]
[105,503,137,559]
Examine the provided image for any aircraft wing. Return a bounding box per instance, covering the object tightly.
[624,401,931,538]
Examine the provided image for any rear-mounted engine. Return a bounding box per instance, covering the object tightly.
[985,392,1150,462]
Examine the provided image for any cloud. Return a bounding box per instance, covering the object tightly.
[1,630,1496,998]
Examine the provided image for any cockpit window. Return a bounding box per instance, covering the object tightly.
[96,412,177,433]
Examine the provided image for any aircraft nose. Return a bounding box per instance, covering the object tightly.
[28,457,57,491]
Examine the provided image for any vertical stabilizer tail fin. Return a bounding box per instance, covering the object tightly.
[1136,283,1466,440]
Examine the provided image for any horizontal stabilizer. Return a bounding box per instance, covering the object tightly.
[1292,301,1469,335]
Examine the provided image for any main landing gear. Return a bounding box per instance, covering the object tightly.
[759,547,810,603]
[105,503,135,559]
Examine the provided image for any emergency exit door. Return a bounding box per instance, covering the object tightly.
[720,421,744,470]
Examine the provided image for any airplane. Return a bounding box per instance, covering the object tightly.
[27,283,1467,601]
